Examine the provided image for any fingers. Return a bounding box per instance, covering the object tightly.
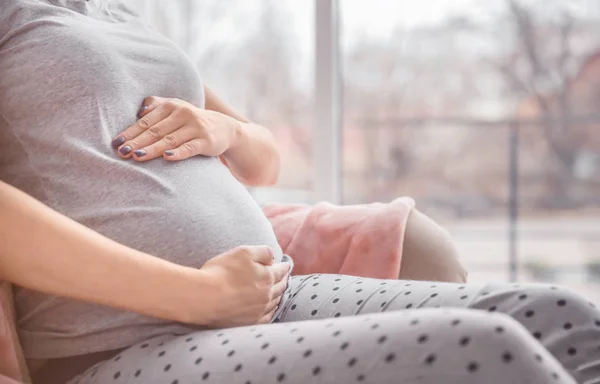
[127,116,184,161]
[137,96,163,118]
[261,280,287,323]
[112,96,225,162]
[256,274,289,325]
[162,138,210,161]
[258,307,277,324]
[264,296,282,318]
[113,104,173,158]
[270,261,291,283]
[246,246,274,266]
[132,124,200,162]
[269,276,288,301]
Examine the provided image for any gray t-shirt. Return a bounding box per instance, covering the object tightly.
[0,0,282,359]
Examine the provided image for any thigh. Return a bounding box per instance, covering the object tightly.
[279,274,596,324]
[280,275,600,384]
[70,309,573,384]
[277,274,477,322]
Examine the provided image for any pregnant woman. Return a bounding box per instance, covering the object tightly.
[0,1,599,383]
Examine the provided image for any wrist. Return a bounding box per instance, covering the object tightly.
[225,119,246,155]
[169,267,220,325]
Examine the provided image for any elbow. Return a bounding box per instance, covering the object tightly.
[263,148,281,186]
[243,160,280,187]
[261,171,279,187]
[242,151,280,187]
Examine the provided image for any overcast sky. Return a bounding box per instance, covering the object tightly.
[343,0,487,39]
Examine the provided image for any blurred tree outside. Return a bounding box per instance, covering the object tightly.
[342,0,600,216]
[498,0,600,209]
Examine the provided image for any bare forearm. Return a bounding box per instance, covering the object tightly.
[222,122,281,186]
[0,182,210,323]
[204,85,280,186]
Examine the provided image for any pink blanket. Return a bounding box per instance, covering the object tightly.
[263,197,415,279]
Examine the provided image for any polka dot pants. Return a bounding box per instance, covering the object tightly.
[71,276,600,384]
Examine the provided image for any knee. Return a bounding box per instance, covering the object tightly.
[520,285,597,317]
[421,308,537,349]
[421,309,557,378]
[459,310,535,347]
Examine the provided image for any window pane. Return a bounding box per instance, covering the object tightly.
[341,0,600,299]
[133,0,314,193]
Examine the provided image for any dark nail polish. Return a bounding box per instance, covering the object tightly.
[119,146,132,155]
[164,150,175,156]
[137,105,148,117]
[134,149,147,157]
[111,137,125,147]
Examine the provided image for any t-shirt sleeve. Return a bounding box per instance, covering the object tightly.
[0,1,24,48]
[0,1,45,126]
[0,1,36,185]
[0,5,12,45]
[0,1,26,117]
[0,2,18,131]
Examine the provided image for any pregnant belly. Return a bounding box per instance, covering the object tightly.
[62,156,283,267]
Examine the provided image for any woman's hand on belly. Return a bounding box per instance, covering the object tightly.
[193,245,291,328]
[111,96,238,161]
[111,87,280,186]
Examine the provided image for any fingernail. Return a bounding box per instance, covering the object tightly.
[164,150,175,156]
[134,149,147,157]
[119,145,132,155]
[111,137,125,147]
[137,105,149,117]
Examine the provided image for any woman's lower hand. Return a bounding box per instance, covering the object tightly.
[111,96,241,161]
[198,245,291,328]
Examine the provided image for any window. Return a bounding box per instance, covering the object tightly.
[341,0,600,300]
[135,0,600,299]
[134,0,314,202]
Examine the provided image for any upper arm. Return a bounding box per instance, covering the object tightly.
[203,85,250,124]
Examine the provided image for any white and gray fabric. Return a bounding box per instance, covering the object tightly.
[70,275,600,384]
